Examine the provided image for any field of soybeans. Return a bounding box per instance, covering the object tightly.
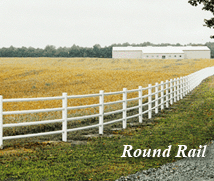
[0,57,214,127]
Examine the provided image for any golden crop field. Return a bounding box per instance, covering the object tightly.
[0,57,214,124]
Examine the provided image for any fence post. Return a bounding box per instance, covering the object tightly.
[183,76,186,97]
[174,78,177,103]
[185,76,187,96]
[62,93,67,142]
[180,77,183,100]
[138,86,142,123]
[187,76,190,94]
[189,75,193,92]
[148,84,152,119]
[0,96,3,149]
[166,80,169,108]
[184,76,187,95]
[182,76,185,97]
[177,78,180,101]
[192,74,195,90]
[99,90,104,134]
[170,79,173,105]
[161,81,164,110]
[189,75,192,92]
[123,88,127,128]
[155,83,158,114]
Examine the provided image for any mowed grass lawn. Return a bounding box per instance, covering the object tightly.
[0,58,214,180]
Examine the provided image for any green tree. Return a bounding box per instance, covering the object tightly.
[55,47,70,57]
[205,42,214,58]
[69,44,81,57]
[188,0,214,38]
[44,45,56,57]
[93,44,101,57]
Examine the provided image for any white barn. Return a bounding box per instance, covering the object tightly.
[112,46,210,59]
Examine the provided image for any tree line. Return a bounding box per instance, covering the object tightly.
[0,42,214,58]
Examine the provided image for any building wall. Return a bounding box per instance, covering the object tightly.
[183,50,210,59]
[142,53,184,59]
[112,50,142,59]
[112,48,210,59]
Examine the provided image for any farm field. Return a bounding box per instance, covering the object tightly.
[0,57,214,125]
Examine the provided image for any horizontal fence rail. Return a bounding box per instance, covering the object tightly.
[0,66,214,149]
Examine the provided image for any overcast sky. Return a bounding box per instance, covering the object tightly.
[0,0,214,48]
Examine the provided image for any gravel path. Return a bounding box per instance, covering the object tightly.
[116,140,214,181]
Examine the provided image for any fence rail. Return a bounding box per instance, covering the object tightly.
[0,66,214,149]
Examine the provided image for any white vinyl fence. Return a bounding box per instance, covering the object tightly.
[0,66,214,149]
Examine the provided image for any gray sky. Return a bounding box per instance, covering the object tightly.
[0,0,213,48]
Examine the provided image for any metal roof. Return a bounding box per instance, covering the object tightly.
[142,47,184,54]
[113,46,210,54]
[113,47,143,51]
[182,46,210,51]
